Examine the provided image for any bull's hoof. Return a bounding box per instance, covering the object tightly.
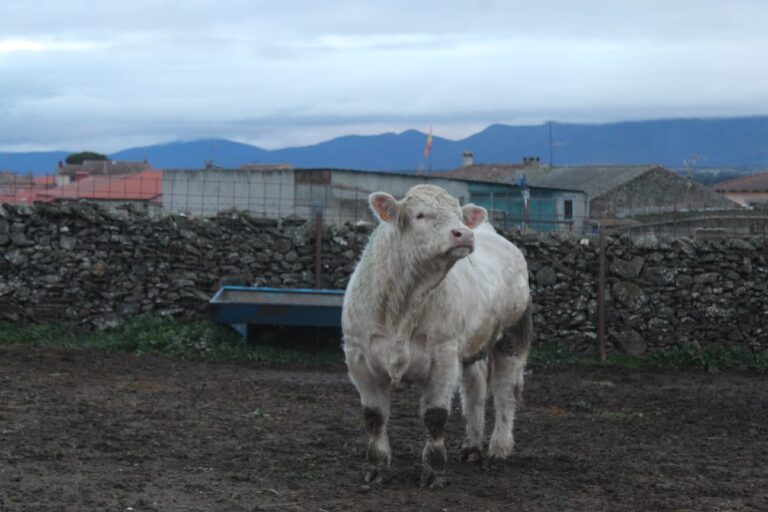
[420,467,448,488]
[487,441,514,462]
[364,464,388,485]
[460,446,482,464]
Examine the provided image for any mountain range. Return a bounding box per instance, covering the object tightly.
[3,116,768,175]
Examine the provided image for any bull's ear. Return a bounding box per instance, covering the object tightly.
[369,192,401,224]
[462,204,487,229]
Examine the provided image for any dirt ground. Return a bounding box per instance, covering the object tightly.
[1,346,767,512]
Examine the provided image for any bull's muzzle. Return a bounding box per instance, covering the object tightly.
[450,227,475,253]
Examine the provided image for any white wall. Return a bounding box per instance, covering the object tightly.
[163,169,295,217]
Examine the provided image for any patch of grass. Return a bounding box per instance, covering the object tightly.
[645,343,768,373]
[570,399,594,412]
[0,315,343,366]
[244,408,272,421]
[531,341,768,373]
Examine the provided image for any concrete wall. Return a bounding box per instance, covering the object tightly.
[314,170,471,225]
[161,168,583,233]
[163,169,295,217]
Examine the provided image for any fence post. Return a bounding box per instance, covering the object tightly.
[314,210,323,289]
[597,229,607,363]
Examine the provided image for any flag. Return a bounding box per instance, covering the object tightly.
[424,127,433,158]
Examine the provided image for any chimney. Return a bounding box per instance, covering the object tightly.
[523,156,541,166]
[462,151,474,167]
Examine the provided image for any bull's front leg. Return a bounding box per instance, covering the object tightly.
[419,345,459,488]
[459,359,488,463]
[345,345,392,484]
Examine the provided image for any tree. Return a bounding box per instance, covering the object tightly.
[65,151,109,165]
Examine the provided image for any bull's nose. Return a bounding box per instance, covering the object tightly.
[451,228,474,246]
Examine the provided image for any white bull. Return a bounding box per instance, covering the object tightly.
[342,184,532,487]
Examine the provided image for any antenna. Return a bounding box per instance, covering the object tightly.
[683,155,701,178]
[547,121,568,169]
[548,121,553,169]
[681,155,702,208]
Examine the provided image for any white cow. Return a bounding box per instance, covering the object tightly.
[342,184,532,487]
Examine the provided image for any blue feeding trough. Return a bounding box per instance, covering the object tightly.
[209,286,345,347]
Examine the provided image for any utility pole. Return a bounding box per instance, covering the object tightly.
[548,121,553,170]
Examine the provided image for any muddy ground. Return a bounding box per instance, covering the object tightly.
[1,346,767,512]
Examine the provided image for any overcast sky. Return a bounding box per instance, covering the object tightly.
[1,0,767,153]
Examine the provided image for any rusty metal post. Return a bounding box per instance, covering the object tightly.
[597,229,606,363]
[314,210,323,289]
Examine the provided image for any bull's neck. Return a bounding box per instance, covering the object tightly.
[365,226,455,332]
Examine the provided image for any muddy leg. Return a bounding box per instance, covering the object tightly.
[488,308,532,461]
[459,359,488,463]
[419,346,459,487]
[346,346,392,483]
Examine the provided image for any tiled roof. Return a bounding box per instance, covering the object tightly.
[33,175,57,185]
[38,170,163,202]
[712,171,768,193]
[441,164,658,197]
[0,188,49,204]
[436,164,530,183]
[58,160,154,176]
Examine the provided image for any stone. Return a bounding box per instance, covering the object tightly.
[612,281,647,311]
[612,329,647,356]
[272,239,292,253]
[642,266,676,286]
[4,250,27,266]
[634,234,659,250]
[536,266,557,286]
[10,232,27,245]
[60,235,77,250]
[693,272,719,284]
[610,256,645,279]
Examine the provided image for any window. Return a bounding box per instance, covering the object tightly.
[563,199,573,220]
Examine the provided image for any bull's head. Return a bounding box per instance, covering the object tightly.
[369,185,487,262]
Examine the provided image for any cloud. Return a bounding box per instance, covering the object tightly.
[0,37,98,53]
[1,1,768,152]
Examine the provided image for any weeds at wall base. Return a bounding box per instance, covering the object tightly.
[530,340,768,374]
[1,317,766,373]
[0,315,343,366]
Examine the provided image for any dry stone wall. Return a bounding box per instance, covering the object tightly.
[1,201,767,356]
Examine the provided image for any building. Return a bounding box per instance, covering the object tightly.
[711,171,768,208]
[0,170,162,209]
[0,173,58,205]
[443,163,736,228]
[56,159,155,186]
[163,168,586,232]
[37,170,163,208]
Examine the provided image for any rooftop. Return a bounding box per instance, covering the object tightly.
[441,164,660,197]
[711,171,768,193]
[38,170,163,203]
[58,160,155,176]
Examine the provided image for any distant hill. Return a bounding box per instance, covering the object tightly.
[3,116,768,175]
[0,151,70,175]
[112,139,270,169]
